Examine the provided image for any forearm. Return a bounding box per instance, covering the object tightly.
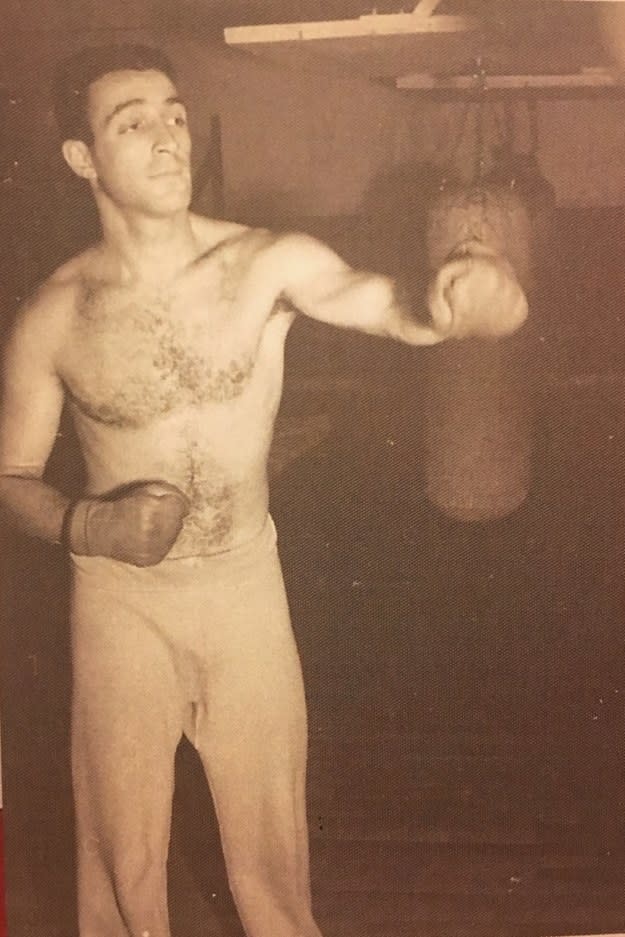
[297,269,444,346]
[0,474,71,545]
[0,475,190,565]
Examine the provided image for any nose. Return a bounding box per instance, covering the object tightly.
[152,119,179,153]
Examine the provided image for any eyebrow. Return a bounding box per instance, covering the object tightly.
[104,95,186,126]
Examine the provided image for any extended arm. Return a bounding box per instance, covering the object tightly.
[271,233,527,343]
[272,233,445,346]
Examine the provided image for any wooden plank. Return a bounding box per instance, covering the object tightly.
[396,71,616,90]
[224,14,478,47]
[357,13,475,33]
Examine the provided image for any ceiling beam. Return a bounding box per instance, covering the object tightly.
[225,14,478,46]
[396,68,617,89]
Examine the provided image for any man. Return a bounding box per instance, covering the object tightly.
[0,44,527,937]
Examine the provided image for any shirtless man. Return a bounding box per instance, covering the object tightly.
[0,44,527,937]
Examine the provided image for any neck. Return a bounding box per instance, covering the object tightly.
[96,198,199,284]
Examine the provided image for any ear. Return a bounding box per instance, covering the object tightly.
[61,139,97,180]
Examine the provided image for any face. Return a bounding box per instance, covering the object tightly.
[77,68,193,217]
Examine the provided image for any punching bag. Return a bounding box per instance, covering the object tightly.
[424,179,536,522]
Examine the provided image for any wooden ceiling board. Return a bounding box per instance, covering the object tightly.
[225,31,485,79]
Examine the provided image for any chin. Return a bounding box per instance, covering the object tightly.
[147,173,192,209]
[145,190,192,217]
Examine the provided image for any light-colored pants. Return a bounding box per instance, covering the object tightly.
[70,516,322,937]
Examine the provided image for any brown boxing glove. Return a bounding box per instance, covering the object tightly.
[66,481,190,567]
[428,240,528,340]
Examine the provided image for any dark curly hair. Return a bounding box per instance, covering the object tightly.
[53,44,177,143]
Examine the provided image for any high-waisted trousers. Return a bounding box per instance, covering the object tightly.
[70,515,322,937]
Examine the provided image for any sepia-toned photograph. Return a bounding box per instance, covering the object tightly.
[1,2,625,936]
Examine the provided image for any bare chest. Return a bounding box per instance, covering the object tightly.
[63,283,257,430]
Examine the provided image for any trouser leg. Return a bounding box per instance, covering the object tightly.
[194,549,322,937]
[71,579,183,937]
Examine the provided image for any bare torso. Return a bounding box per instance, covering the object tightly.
[57,219,294,558]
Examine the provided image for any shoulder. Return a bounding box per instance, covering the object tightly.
[22,242,105,318]
[265,231,347,267]
[258,232,350,293]
[6,254,87,359]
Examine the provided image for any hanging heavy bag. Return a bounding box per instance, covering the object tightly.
[424,180,535,522]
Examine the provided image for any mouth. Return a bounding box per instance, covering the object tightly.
[150,166,188,179]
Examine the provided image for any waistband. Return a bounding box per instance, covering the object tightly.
[70,513,278,592]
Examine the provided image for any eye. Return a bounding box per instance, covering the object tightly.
[170,113,187,127]
[120,119,144,134]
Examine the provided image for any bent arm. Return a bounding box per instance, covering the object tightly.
[0,295,71,544]
[272,233,445,346]
[0,476,70,544]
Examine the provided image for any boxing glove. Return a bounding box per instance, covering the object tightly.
[66,481,190,567]
[428,240,528,340]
